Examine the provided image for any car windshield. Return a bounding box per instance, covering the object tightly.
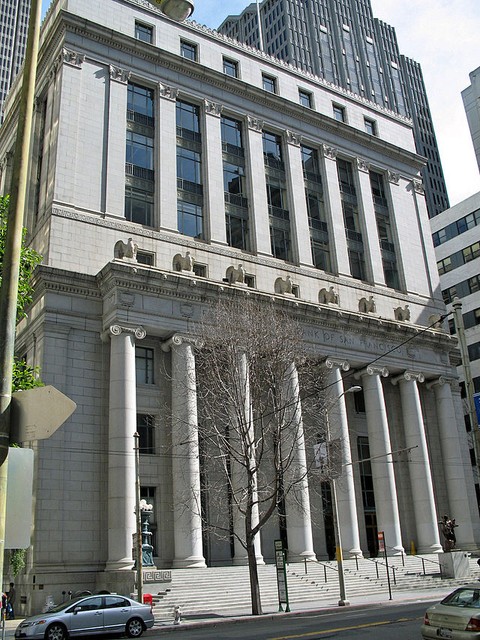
[442,588,480,608]
[43,598,87,614]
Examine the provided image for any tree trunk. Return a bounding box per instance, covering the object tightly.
[247,536,262,615]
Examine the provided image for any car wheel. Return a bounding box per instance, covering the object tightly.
[126,618,144,638]
[45,623,67,640]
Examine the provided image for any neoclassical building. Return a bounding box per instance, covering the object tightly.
[0,0,478,612]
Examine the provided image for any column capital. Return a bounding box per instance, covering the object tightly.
[161,333,203,352]
[322,144,337,160]
[391,370,425,386]
[324,357,350,372]
[158,83,179,101]
[204,99,222,117]
[354,365,389,379]
[247,115,264,132]
[286,130,301,146]
[356,157,369,173]
[109,65,130,84]
[426,376,456,390]
[102,324,146,342]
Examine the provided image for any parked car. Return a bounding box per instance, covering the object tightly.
[421,585,480,639]
[15,594,154,640]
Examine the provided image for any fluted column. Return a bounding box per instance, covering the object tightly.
[106,324,145,571]
[162,335,206,568]
[427,377,477,548]
[391,371,442,553]
[232,351,264,565]
[325,358,362,557]
[355,365,404,554]
[282,362,316,562]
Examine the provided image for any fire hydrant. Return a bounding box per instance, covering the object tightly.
[173,605,181,625]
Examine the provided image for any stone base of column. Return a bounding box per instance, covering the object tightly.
[346,548,363,559]
[97,569,136,596]
[385,545,405,557]
[105,560,135,572]
[173,556,207,569]
[287,551,317,563]
[417,543,444,554]
[232,554,265,566]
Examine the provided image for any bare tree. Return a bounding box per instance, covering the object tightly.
[193,297,327,615]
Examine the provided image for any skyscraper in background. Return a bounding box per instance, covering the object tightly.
[218,0,449,218]
[0,0,31,119]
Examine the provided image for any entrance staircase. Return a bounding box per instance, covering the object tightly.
[148,554,480,621]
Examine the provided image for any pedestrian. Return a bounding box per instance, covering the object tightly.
[7,582,16,620]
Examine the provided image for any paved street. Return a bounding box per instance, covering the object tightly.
[148,600,428,639]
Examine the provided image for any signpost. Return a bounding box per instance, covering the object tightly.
[274,539,290,612]
[378,531,392,600]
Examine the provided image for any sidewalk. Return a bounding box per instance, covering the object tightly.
[0,586,453,637]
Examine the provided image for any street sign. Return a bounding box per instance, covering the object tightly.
[5,448,34,549]
[10,385,76,442]
[474,393,480,426]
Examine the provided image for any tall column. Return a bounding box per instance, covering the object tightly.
[244,116,271,256]
[232,351,264,565]
[282,362,316,562]
[162,335,206,568]
[355,365,404,554]
[325,358,362,557]
[391,371,442,553]
[105,66,129,217]
[203,100,227,246]
[320,145,350,277]
[157,83,179,232]
[284,131,313,267]
[106,324,145,571]
[427,377,477,548]
[355,157,384,286]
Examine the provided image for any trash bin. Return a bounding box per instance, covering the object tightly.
[143,594,153,607]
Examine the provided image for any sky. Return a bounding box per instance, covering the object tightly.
[41,0,480,207]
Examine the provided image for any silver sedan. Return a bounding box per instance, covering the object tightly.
[15,594,155,640]
[422,585,480,639]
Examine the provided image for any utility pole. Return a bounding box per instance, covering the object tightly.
[452,297,480,475]
[134,432,143,604]
[0,0,42,597]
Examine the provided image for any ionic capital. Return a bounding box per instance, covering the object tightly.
[426,376,456,390]
[161,333,203,352]
[107,324,146,340]
[324,358,350,372]
[354,365,389,379]
[391,370,425,386]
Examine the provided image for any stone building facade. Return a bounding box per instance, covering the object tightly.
[0,0,478,613]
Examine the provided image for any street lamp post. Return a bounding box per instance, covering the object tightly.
[325,385,362,607]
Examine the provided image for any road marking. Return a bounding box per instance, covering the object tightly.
[269,617,417,639]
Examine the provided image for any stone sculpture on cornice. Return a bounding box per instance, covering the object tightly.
[319,286,339,305]
[173,251,195,272]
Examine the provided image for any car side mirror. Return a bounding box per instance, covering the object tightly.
[73,607,81,615]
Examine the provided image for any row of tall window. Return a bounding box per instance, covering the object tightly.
[432,208,480,247]
[125,81,400,287]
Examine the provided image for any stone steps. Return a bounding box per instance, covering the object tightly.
[147,555,480,620]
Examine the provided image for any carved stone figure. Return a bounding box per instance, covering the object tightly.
[359,295,376,314]
[394,304,410,322]
[114,238,138,261]
[319,286,339,305]
[275,275,295,296]
[429,313,443,329]
[173,251,195,272]
[439,515,458,551]
[226,264,246,285]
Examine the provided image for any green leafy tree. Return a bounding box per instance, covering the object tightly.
[0,195,42,320]
[0,195,43,390]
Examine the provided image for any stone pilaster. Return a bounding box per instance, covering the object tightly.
[324,358,362,557]
[391,371,442,553]
[355,365,404,554]
[282,362,316,562]
[162,334,206,568]
[106,324,145,571]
